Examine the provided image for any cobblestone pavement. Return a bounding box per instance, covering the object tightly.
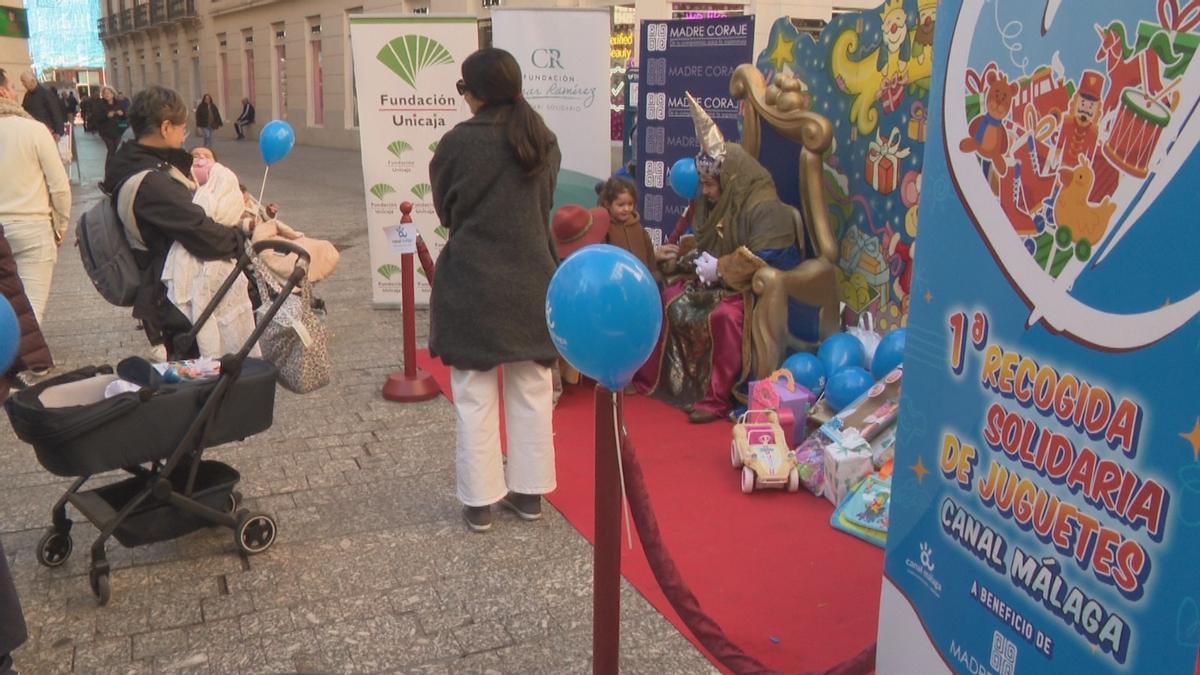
[1,130,715,674]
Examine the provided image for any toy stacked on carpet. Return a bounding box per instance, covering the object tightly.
[728,318,908,548]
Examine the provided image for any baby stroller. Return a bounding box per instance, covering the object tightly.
[5,240,311,606]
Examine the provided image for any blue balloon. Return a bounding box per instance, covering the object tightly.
[668,157,700,200]
[826,367,873,412]
[259,120,295,165]
[871,328,907,380]
[546,245,663,390]
[781,352,826,395]
[817,333,866,378]
[0,296,18,374]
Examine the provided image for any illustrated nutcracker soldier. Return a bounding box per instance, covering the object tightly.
[1053,70,1105,171]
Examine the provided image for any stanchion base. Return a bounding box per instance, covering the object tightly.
[382,370,441,402]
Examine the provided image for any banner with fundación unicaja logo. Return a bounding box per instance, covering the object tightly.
[349,15,478,306]
[491,9,612,216]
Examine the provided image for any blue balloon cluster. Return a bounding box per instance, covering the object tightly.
[259,120,296,166]
[817,334,866,379]
[545,245,663,391]
[668,158,700,200]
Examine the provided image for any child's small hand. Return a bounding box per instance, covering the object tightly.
[654,244,679,262]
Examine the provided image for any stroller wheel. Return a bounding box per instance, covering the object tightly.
[36,528,73,568]
[89,569,111,606]
[235,512,277,555]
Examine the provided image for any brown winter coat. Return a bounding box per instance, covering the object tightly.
[428,106,561,371]
[0,225,52,379]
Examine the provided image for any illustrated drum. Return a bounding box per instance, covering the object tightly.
[1102,86,1170,178]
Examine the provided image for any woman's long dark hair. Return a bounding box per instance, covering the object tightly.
[461,48,554,175]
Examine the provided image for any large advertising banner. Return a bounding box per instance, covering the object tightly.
[636,16,754,241]
[350,16,477,306]
[492,9,611,215]
[879,1,1200,673]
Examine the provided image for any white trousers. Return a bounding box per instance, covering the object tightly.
[3,219,57,325]
[451,361,557,507]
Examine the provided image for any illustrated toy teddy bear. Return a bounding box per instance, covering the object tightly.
[960,70,1018,176]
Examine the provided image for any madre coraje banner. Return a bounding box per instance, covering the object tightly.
[492,9,611,216]
[636,16,754,241]
[879,1,1200,673]
[349,16,477,306]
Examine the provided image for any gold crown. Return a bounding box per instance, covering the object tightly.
[880,0,906,19]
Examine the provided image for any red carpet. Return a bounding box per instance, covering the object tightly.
[417,351,883,673]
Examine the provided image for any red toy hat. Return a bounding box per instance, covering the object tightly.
[551,205,609,259]
[1078,70,1105,101]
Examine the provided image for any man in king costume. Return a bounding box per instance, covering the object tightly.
[636,94,802,423]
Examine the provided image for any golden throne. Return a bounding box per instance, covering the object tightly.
[730,64,842,380]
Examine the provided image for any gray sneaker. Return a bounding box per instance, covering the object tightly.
[500,492,543,521]
[463,505,492,533]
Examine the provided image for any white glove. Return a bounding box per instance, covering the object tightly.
[695,252,719,285]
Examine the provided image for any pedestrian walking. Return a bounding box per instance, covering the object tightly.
[62,88,78,122]
[92,86,127,170]
[18,71,65,139]
[0,68,71,328]
[234,97,254,140]
[428,48,562,533]
[195,94,222,148]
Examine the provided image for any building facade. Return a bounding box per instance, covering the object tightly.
[98,0,879,149]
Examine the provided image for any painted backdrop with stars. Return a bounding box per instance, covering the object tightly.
[754,0,938,332]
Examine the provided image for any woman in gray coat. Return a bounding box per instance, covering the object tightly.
[429,48,561,533]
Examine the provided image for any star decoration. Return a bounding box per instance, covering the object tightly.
[769,32,797,71]
[911,456,930,483]
[1182,418,1200,462]
[924,290,933,303]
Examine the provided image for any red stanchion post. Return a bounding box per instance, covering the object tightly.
[593,387,622,675]
[382,202,441,402]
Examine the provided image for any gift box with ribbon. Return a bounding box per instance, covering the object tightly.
[822,431,875,506]
[865,128,911,195]
[749,369,815,446]
[879,73,906,114]
[907,100,928,142]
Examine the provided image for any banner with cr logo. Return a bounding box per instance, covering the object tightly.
[492,9,612,216]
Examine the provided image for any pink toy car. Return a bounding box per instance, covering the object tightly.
[730,410,801,494]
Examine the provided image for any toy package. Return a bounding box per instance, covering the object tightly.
[830,474,891,548]
[819,366,902,446]
[152,357,222,382]
[748,369,816,446]
[793,432,831,496]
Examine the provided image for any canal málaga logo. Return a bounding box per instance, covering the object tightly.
[377,35,455,88]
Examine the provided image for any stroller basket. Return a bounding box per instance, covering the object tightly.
[78,460,240,547]
[5,361,277,477]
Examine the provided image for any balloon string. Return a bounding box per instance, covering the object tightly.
[255,165,270,227]
[612,390,634,550]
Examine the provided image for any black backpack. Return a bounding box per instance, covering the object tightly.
[76,168,159,307]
